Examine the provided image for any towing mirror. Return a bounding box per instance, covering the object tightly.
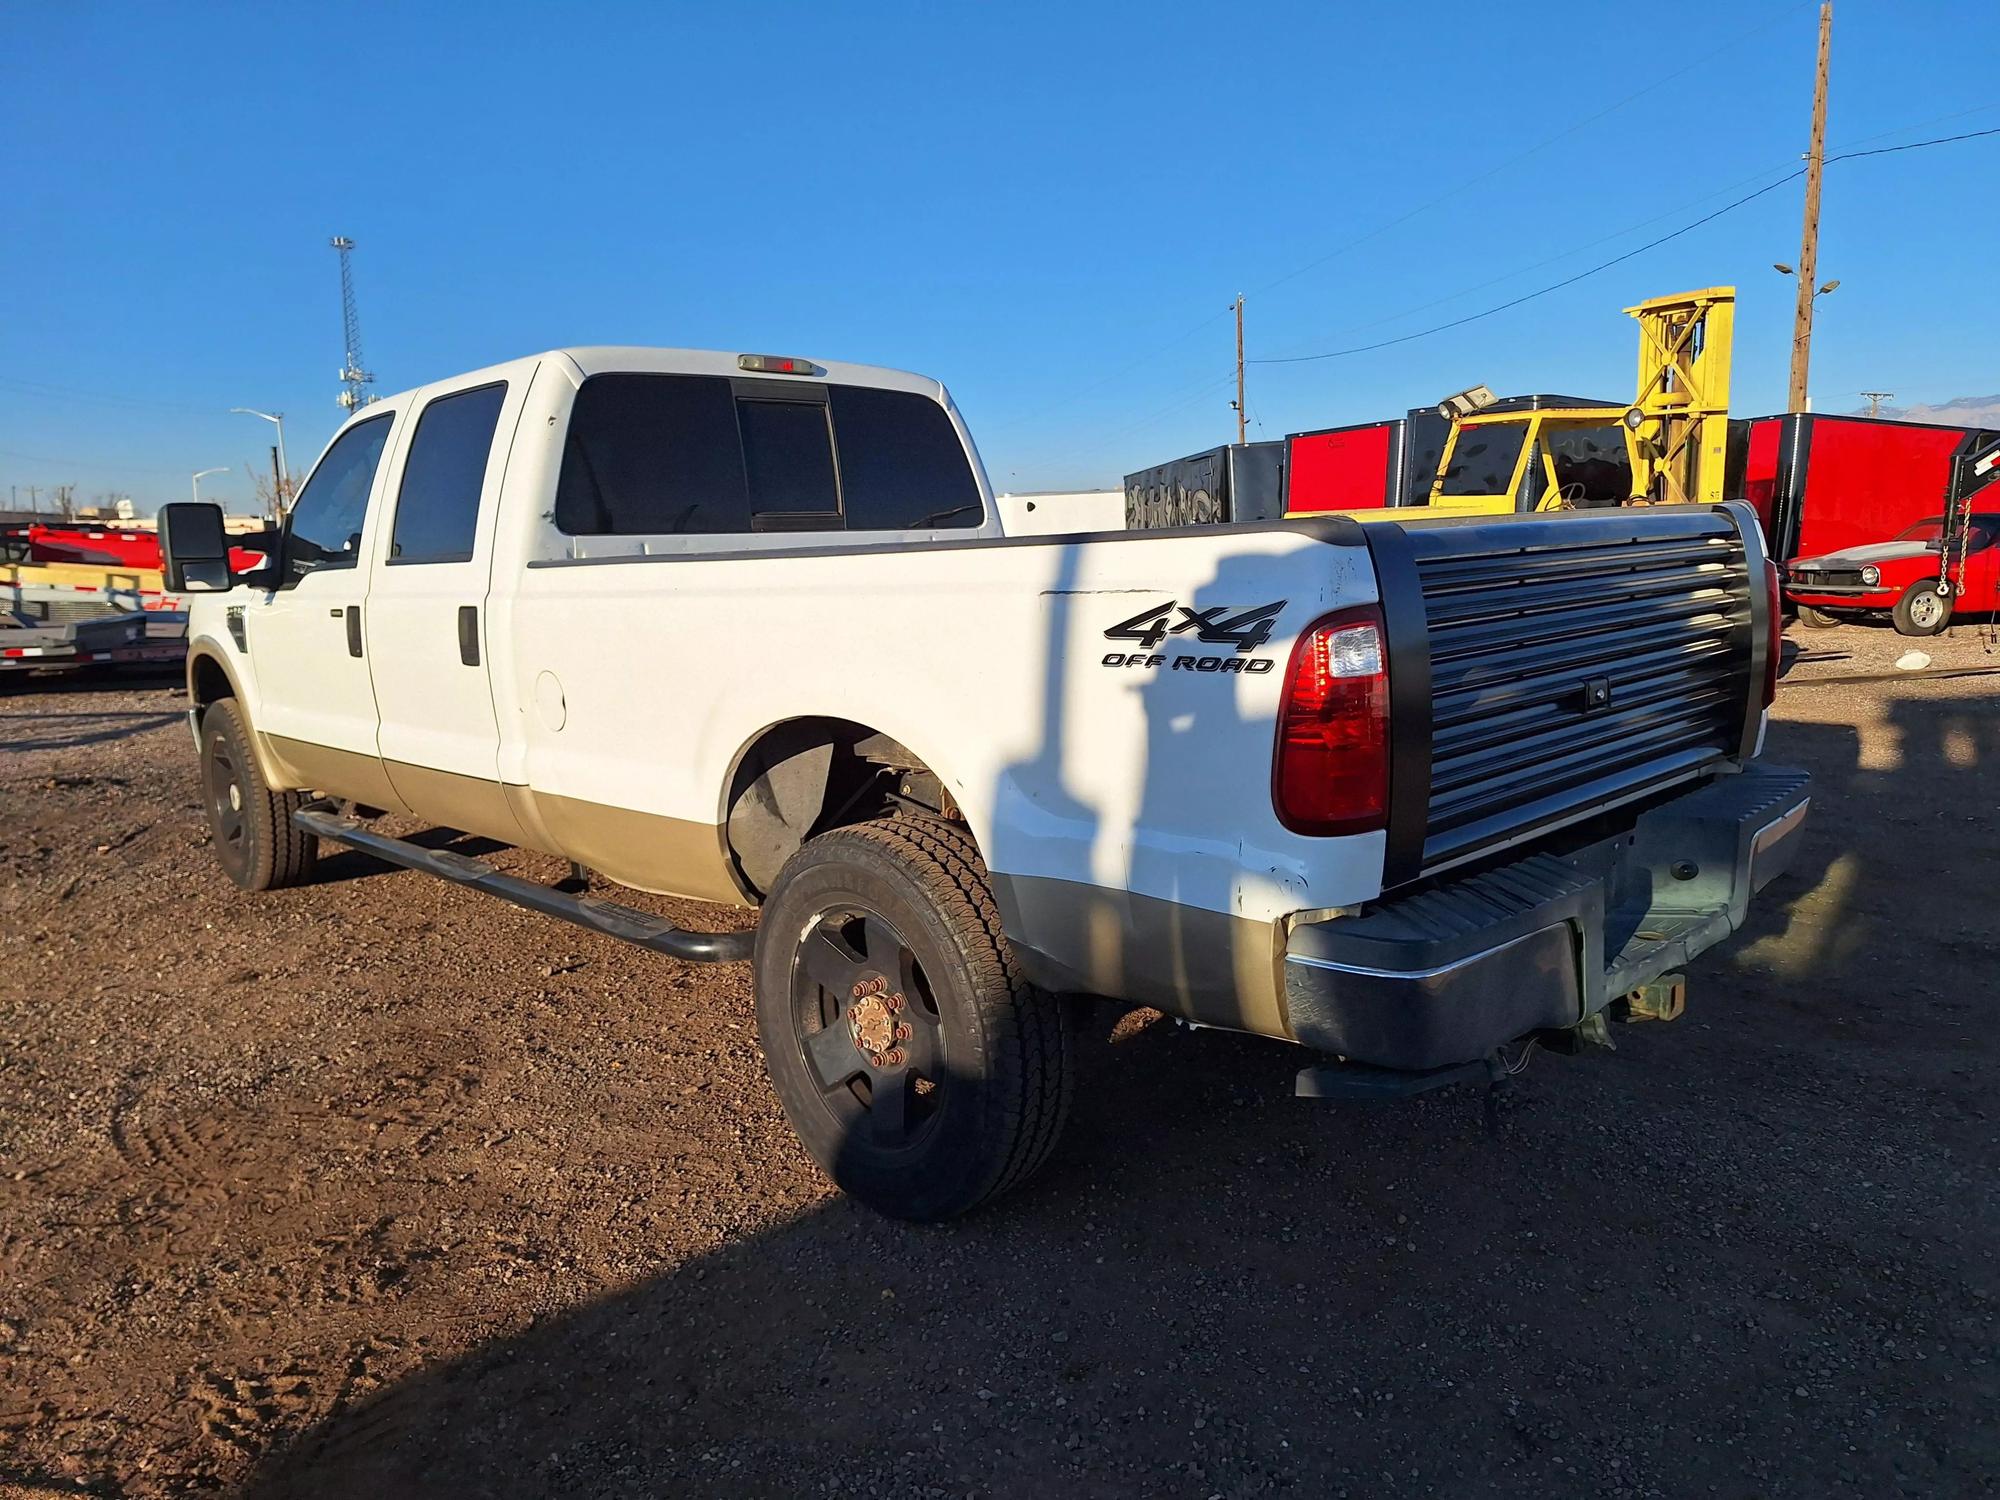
[158,502,232,593]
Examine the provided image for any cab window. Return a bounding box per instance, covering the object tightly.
[1437,425,1524,497]
[282,414,393,583]
[389,383,507,564]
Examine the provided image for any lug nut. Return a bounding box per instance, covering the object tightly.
[851,983,865,999]
[887,994,904,1012]
[896,1023,912,1041]
[885,1048,906,1066]
[868,1054,885,1068]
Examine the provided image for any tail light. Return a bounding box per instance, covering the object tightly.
[1762,559,1782,707]
[1273,605,1390,836]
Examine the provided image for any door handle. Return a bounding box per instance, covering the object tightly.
[457,605,480,667]
[345,604,363,657]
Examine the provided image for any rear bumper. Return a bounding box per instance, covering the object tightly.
[1282,764,1811,1071]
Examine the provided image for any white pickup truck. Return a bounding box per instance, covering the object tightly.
[160,346,1810,1219]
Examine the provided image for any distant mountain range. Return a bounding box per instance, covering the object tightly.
[1844,394,2000,427]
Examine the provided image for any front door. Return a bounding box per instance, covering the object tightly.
[247,408,400,791]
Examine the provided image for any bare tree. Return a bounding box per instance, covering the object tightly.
[243,461,302,525]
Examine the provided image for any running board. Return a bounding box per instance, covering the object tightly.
[292,806,755,963]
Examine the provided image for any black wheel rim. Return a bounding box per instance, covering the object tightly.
[203,728,249,876]
[790,905,946,1152]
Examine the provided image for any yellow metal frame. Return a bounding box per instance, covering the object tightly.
[1624,286,1733,507]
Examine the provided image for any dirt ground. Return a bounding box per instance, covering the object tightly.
[1,623,1995,1499]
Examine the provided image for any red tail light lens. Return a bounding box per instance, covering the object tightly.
[1763,559,1782,707]
[1273,605,1390,836]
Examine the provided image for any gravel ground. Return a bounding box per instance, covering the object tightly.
[0,628,1994,1499]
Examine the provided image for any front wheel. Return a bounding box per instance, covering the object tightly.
[1892,581,1952,637]
[753,818,1073,1221]
[198,699,319,890]
[1797,606,1844,629]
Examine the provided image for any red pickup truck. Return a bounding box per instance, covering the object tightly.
[1787,512,2000,635]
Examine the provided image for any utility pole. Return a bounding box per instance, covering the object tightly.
[1861,390,1893,418]
[1787,2,1833,412]
[25,485,41,516]
[1232,294,1246,446]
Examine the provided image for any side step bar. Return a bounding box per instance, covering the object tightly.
[292,806,755,964]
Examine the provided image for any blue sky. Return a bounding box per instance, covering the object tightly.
[3,0,1996,514]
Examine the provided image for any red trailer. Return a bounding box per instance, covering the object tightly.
[10,521,271,575]
[1283,412,1450,514]
[1737,412,1998,562]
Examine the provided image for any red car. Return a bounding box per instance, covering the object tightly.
[1786,512,2000,636]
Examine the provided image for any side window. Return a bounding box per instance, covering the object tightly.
[283,414,393,582]
[555,374,750,535]
[389,383,507,564]
[737,398,839,528]
[1437,425,1524,497]
[828,385,982,530]
[1546,424,1634,508]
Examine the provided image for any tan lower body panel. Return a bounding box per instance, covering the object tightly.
[381,760,533,849]
[260,736,745,908]
[512,786,750,908]
[990,873,1290,1040]
[262,735,413,815]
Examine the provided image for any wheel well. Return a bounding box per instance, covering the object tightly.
[190,653,234,711]
[724,717,959,898]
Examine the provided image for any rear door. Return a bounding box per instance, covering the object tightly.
[364,362,537,826]
[247,409,400,772]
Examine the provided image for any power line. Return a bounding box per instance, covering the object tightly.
[0,447,190,477]
[1242,1,1816,304]
[1824,124,2000,161]
[986,3,1813,438]
[1250,173,1803,366]
[0,374,221,415]
[1251,125,2000,368]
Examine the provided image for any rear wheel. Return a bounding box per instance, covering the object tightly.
[1797,606,1843,629]
[1892,581,1952,637]
[199,699,319,890]
[753,817,1072,1221]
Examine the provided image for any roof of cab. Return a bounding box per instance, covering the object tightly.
[347,347,950,421]
[557,346,945,399]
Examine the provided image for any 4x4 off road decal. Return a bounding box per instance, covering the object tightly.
[1100,599,1284,673]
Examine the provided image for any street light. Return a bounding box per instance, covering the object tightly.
[191,467,227,504]
[1775,264,1840,298]
[230,407,290,504]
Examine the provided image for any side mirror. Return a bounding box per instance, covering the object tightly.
[158,502,232,593]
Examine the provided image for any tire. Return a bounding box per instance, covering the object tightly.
[1891,581,1952,637]
[753,817,1073,1221]
[1797,606,1843,629]
[198,699,319,891]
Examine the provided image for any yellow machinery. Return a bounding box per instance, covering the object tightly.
[1343,287,1736,519]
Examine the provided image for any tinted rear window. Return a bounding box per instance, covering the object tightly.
[829,384,983,530]
[737,399,839,525]
[555,373,750,535]
[391,382,507,563]
[554,374,983,535]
